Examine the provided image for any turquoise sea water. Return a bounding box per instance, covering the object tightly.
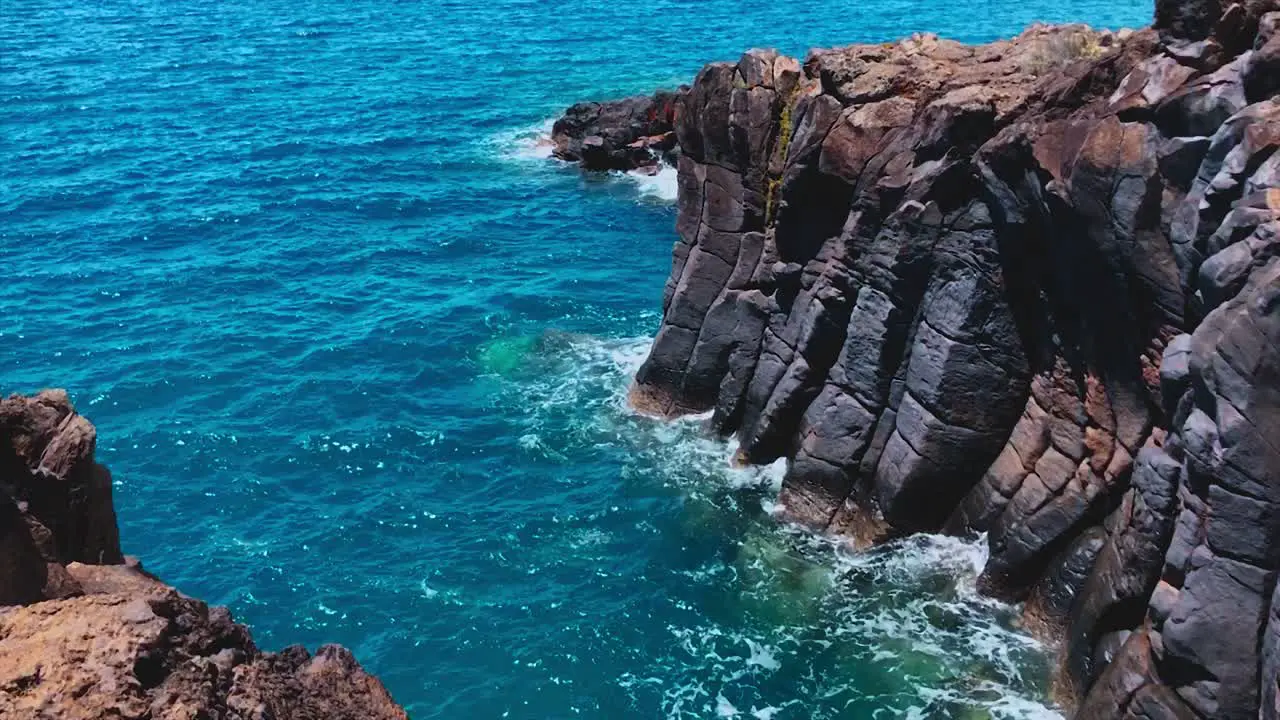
[3,1,1153,717]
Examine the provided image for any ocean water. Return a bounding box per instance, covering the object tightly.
[2,0,1153,717]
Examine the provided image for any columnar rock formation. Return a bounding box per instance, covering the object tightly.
[0,391,408,720]
[557,0,1280,716]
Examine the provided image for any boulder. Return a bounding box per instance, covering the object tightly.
[550,90,681,171]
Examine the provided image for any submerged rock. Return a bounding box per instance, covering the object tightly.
[0,391,407,720]
[584,1,1280,716]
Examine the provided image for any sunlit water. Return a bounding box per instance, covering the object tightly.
[2,0,1152,717]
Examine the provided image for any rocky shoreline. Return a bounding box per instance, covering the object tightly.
[553,0,1280,717]
[0,391,407,719]
[550,89,683,171]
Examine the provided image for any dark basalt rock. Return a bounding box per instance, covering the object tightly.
[588,1,1280,716]
[1156,0,1223,43]
[0,392,407,720]
[550,89,682,171]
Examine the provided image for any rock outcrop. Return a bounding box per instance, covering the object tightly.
[551,89,682,171]
[0,390,407,720]
[559,2,1280,717]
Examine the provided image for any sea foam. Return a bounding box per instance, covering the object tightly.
[624,163,679,203]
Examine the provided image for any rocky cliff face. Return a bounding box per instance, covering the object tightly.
[0,390,408,720]
[557,0,1280,716]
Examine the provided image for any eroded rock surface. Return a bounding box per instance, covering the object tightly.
[0,391,407,720]
[563,3,1280,717]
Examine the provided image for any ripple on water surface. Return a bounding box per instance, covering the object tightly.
[2,0,1155,716]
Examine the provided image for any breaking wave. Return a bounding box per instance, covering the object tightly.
[625,162,679,203]
[496,118,558,160]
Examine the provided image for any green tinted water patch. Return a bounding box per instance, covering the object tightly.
[730,521,833,627]
[476,334,540,375]
[476,330,607,384]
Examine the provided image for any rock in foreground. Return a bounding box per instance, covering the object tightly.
[0,391,408,720]
[576,1,1280,717]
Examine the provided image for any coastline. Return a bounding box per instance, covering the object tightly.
[4,0,1277,716]
[548,1,1280,716]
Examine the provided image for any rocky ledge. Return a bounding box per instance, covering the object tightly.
[0,390,407,719]
[556,0,1280,717]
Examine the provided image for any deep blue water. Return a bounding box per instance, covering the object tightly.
[3,1,1153,717]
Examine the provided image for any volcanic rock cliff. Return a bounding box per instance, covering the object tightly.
[0,390,408,720]
[555,0,1280,717]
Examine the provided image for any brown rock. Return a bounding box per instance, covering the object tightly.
[0,589,406,720]
[0,391,122,566]
[0,394,409,719]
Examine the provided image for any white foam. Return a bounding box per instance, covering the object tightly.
[742,638,781,671]
[715,694,740,717]
[625,163,679,202]
[495,118,557,161]
[987,691,1068,720]
[419,579,439,599]
[833,532,989,577]
[606,336,651,376]
[507,333,781,502]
